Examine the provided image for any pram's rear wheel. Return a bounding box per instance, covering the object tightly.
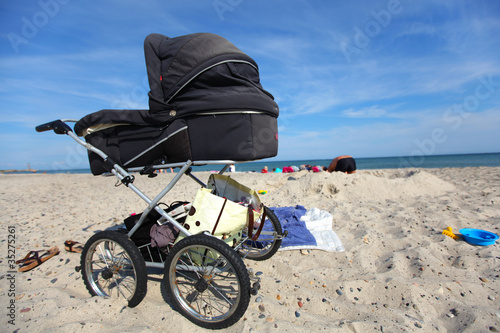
[81,230,147,308]
[164,234,250,329]
[239,206,283,261]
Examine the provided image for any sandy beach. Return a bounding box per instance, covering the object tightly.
[1,167,499,332]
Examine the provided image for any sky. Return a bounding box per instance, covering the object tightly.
[1,0,499,171]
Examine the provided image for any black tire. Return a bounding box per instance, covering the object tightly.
[164,234,250,329]
[239,206,283,261]
[80,230,148,308]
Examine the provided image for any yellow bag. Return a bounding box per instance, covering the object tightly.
[176,175,262,246]
[207,174,262,211]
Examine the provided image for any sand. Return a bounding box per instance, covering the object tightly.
[1,167,499,332]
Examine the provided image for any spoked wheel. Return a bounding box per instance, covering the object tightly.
[239,206,283,261]
[164,234,250,329]
[80,230,147,308]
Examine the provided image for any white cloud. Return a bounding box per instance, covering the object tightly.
[342,106,387,118]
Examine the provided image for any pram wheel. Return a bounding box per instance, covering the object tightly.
[239,206,283,261]
[164,234,250,329]
[80,230,147,308]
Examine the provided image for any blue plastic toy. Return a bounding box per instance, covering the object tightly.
[459,228,499,246]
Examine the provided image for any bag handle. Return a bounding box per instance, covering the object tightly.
[247,207,254,239]
[251,207,266,241]
[247,206,266,241]
[211,197,228,235]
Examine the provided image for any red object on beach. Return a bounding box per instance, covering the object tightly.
[312,166,320,172]
[282,167,294,173]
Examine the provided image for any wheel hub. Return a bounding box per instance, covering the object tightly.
[101,268,114,280]
[195,278,209,293]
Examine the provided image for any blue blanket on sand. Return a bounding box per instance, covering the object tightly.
[270,205,317,248]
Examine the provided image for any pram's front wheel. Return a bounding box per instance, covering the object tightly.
[80,230,148,308]
[163,234,250,329]
[239,206,283,261]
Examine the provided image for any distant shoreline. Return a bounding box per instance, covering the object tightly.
[3,152,500,175]
[0,169,38,174]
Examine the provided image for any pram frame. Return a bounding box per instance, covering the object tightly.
[36,119,263,262]
[36,118,284,328]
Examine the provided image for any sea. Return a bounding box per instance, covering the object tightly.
[22,152,500,174]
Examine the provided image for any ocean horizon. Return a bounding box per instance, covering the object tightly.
[221,152,500,173]
[8,152,500,174]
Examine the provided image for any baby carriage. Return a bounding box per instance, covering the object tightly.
[36,33,285,329]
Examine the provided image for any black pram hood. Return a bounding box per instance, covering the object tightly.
[145,32,278,117]
[75,32,278,136]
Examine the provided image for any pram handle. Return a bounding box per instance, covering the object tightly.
[36,119,73,134]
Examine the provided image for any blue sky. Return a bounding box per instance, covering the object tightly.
[1,0,499,171]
